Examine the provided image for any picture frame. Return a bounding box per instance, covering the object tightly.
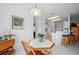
[12,15,24,30]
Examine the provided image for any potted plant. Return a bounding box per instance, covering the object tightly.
[0,37,2,40]
[3,34,16,40]
[38,33,44,42]
[8,34,16,39]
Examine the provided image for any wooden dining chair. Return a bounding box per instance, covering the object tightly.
[21,40,36,55]
[21,40,45,55]
[41,43,56,55]
[45,33,52,42]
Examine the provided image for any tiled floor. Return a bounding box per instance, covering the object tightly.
[53,43,79,55]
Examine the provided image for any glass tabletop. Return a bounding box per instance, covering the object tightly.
[29,39,54,48]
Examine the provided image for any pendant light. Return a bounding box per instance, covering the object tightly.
[31,3,41,16]
[31,3,41,39]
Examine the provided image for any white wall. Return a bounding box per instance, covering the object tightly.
[0,3,34,55]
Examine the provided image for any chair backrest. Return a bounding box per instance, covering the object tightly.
[45,33,52,41]
[21,40,36,55]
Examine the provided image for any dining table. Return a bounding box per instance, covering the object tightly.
[29,39,56,51]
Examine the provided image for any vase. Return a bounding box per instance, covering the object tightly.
[39,37,43,42]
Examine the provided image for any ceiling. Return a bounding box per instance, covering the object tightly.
[36,3,79,20]
[0,3,79,21]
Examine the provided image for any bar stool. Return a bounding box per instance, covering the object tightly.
[61,35,70,47]
[69,34,75,45]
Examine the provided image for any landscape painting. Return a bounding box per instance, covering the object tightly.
[12,15,24,30]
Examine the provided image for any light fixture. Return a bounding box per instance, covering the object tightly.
[48,16,61,21]
[51,18,61,21]
[48,16,60,20]
[31,3,41,39]
[31,3,41,16]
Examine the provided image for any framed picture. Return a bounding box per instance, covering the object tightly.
[12,15,24,30]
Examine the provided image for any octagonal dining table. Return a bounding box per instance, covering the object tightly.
[29,39,56,51]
